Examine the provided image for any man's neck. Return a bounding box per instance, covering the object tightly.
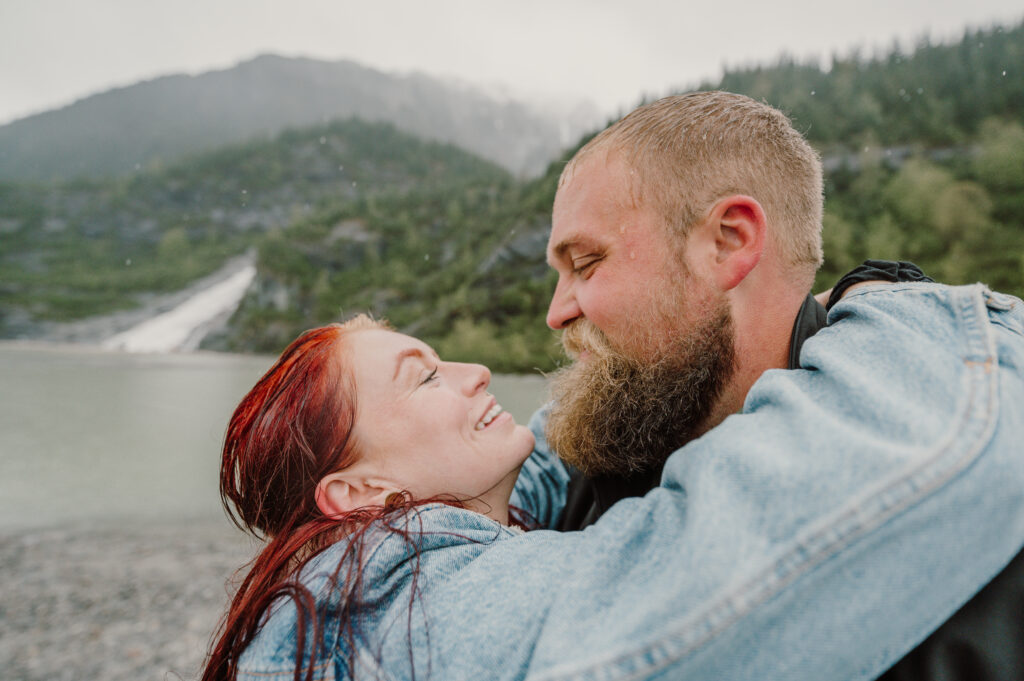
[698,286,811,435]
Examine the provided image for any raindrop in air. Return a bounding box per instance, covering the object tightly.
[320,136,327,144]
[125,258,132,266]
[810,90,816,96]
[1002,71,1007,77]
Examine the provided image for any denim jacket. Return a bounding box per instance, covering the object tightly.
[238,283,1024,681]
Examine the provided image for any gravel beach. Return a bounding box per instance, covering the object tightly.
[1,519,259,681]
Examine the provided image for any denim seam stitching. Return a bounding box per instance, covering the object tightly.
[539,285,1000,681]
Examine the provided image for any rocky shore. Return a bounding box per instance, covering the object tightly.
[0,519,259,681]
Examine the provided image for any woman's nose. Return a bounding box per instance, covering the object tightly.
[459,363,491,395]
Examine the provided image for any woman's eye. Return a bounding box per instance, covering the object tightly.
[420,367,439,386]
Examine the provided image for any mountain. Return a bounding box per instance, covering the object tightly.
[0,54,596,181]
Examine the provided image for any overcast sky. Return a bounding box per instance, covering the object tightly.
[1,0,1021,125]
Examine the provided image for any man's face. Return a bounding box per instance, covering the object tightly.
[546,153,689,358]
[544,153,737,476]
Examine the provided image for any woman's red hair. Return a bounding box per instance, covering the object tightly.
[203,316,384,681]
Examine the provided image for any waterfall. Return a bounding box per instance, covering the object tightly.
[103,264,257,353]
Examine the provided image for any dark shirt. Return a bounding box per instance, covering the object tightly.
[555,261,1024,680]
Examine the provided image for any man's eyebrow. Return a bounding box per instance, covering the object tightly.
[548,235,600,266]
[548,239,573,263]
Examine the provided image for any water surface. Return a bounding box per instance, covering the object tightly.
[0,343,547,531]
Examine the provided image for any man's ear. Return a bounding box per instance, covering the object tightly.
[315,471,392,518]
[705,195,766,291]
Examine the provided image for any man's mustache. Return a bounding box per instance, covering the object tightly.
[561,319,614,360]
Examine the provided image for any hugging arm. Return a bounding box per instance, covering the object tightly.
[375,284,1024,681]
[508,410,570,528]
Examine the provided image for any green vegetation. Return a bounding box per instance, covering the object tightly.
[0,118,509,329]
[2,21,1022,372]
[220,161,565,372]
[816,120,1024,294]
[704,23,1023,148]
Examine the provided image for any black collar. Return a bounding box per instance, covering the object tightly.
[788,293,829,369]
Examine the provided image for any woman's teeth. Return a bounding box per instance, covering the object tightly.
[475,404,504,430]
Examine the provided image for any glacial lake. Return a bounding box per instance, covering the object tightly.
[0,343,548,532]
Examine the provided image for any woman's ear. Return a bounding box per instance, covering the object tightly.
[315,471,392,518]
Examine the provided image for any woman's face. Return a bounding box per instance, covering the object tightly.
[345,329,535,518]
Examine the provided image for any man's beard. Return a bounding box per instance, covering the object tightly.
[544,298,736,478]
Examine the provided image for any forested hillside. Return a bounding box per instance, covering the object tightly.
[0,119,512,338]
[1,20,1021,373]
[213,145,570,370]
[704,22,1022,148]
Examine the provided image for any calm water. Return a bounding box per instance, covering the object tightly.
[0,343,548,531]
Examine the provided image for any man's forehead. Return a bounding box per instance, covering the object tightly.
[547,166,637,264]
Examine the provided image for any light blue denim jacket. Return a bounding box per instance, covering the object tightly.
[238,283,1024,681]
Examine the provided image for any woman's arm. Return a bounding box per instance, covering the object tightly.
[508,408,570,528]
[375,283,1024,681]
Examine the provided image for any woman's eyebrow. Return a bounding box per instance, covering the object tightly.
[393,348,425,381]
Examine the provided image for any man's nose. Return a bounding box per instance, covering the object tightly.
[546,279,581,330]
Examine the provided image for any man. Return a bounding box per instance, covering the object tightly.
[541,92,1024,679]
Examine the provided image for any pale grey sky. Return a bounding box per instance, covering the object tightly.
[0,0,1020,125]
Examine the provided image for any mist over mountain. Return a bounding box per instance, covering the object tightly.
[0,54,599,181]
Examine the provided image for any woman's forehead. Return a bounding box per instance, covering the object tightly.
[349,328,434,356]
[346,329,438,385]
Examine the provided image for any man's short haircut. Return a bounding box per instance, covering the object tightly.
[564,92,824,281]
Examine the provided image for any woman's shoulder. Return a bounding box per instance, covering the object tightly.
[236,504,520,678]
[363,503,521,571]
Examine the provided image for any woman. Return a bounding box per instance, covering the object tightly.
[203,315,568,681]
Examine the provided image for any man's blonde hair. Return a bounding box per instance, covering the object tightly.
[564,92,824,282]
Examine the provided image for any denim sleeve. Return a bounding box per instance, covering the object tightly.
[377,283,1024,681]
[509,406,569,529]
